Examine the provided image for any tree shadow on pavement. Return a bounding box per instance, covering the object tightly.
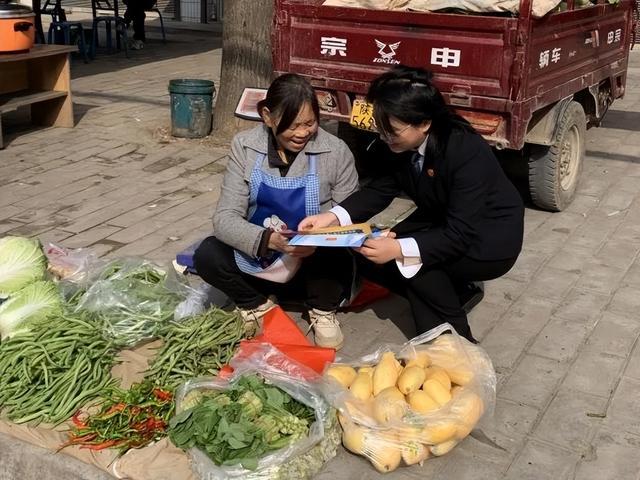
[69,26,222,79]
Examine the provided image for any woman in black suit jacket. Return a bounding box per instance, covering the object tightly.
[299,65,524,342]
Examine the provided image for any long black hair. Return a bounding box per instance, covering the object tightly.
[257,73,320,135]
[366,65,474,159]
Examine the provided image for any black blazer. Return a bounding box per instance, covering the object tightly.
[340,129,524,268]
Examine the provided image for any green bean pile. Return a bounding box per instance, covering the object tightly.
[0,314,117,425]
[146,308,246,389]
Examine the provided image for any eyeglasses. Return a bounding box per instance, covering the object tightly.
[378,123,412,140]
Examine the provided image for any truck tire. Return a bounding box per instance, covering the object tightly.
[528,101,586,211]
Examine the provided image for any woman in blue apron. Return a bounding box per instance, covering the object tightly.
[194,74,359,349]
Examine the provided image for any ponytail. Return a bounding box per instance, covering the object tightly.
[366,65,474,159]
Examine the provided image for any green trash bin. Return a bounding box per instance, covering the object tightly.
[168,79,216,138]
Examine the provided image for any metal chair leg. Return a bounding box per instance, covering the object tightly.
[155,8,166,43]
[76,25,89,63]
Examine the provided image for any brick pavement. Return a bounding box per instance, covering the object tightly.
[0,23,639,480]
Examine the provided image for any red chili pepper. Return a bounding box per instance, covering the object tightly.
[60,432,98,449]
[80,439,123,451]
[152,388,173,402]
[72,411,88,428]
[105,403,127,415]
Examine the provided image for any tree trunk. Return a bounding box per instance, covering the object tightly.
[212,0,274,144]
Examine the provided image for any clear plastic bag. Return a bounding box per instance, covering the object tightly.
[44,243,104,285]
[322,323,496,473]
[174,344,341,480]
[69,258,194,347]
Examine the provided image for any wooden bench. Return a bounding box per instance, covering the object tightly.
[0,44,76,149]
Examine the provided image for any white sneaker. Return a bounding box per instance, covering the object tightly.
[308,308,344,350]
[236,296,276,336]
[129,39,144,50]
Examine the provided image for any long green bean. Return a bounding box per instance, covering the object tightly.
[0,313,117,425]
[145,307,245,389]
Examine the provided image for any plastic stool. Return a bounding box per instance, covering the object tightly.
[90,15,129,58]
[47,21,89,63]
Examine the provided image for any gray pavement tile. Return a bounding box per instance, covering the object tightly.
[527,315,592,363]
[482,276,528,310]
[546,245,593,274]
[468,301,508,342]
[574,260,627,295]
[532,388,607,453]
[562,349,626,398]
[574,427,640,480]
[431,447,510,480]
[551,288,609,324]
[481,399,540,456]
[594,237,640,269]
[606,285,640,316]
[504,439,579,480]
[625,342,640,381]
[499,354,567,409]
[503,248,547,283]
[481,296,554,372]
[521,227,569,255]
[0,220,26,235]
[582,311,640,358]
[603,376,640,437]
[62,225,124,249]
[563,193,600,215]
[522,266,580,302]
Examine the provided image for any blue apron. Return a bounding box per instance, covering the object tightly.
[234,152,320,282]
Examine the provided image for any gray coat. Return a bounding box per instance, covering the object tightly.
[213,124,359,257]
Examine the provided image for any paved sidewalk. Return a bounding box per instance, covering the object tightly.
[1,25,639,480]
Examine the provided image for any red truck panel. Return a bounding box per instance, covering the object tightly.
[526,6,632,99]
[275,2,517,99]
[273,0,635,149]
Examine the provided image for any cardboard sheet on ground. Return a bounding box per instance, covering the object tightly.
[0,309,338,480]
[0,341,195,480]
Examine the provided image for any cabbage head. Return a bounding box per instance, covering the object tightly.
[0,236,47,296]
[0,280,63,339]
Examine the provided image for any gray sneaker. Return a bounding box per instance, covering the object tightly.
[129,39,144,50]
[308,308,344,350]
[236,296,276,336]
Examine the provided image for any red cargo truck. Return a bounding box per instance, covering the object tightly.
[272,0,637,210]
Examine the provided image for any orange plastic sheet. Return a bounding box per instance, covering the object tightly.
[220,306,336,379]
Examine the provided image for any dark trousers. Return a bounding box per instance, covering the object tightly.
[193,236,355,311]
[357,254,518,342]
[123,0,156,41]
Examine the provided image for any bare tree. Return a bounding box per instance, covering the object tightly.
[212,0,274,144]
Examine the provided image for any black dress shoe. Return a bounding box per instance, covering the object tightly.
[458,281,485,314]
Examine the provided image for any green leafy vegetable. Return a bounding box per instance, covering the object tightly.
[0,236,47,296]
[0,280,63,339]
[169,375,315,470]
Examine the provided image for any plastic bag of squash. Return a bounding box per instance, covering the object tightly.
[322,323,496,473]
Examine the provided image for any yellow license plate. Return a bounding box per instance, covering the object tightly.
[349,99,376,132]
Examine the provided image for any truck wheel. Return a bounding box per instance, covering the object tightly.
[528,101,586,211]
